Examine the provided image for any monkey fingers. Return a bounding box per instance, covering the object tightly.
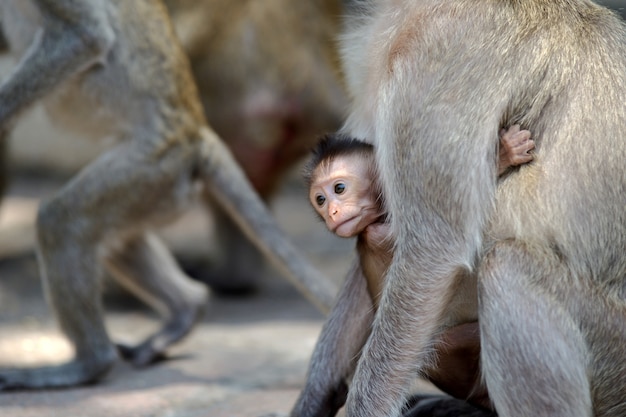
[498,128,534,172]
[508,130,534,152]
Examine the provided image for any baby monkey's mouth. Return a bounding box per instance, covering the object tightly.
[334,211,380,238]
[333,216,358,233]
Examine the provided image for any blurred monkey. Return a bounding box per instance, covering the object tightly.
[0,0,335,390]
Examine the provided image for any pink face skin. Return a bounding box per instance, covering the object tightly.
[309,154,383,238]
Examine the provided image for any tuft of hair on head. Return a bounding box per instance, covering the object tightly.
[303,132,374,187]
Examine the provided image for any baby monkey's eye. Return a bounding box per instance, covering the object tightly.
[316,195,326,207]
[334,183,346,194]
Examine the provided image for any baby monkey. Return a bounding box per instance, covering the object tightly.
[302,125,534,411]
[305,125,534,298]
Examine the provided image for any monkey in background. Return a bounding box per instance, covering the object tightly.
[300,0,626,416]
[0,0,336,390]
[0,30,8,202]
[0,130,7,200]
[162,0,347,293]
[295,125,533,416]
[0,0,349,295]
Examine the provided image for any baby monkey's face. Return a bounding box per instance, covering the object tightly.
[309,154,381,238]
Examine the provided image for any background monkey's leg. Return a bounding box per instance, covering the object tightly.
[0,141,199,389]
[104,232,208,366]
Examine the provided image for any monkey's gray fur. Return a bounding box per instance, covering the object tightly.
[291,1,626,416]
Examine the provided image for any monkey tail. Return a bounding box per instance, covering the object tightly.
[195,127,337,313]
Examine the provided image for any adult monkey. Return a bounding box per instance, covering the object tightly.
[291,1,626,416]
[0,0,336,389]
[292,127,534,416]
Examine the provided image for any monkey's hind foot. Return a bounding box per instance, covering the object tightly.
[0,353,116,391]
[116,296,206,367]
[116,343,167,367]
